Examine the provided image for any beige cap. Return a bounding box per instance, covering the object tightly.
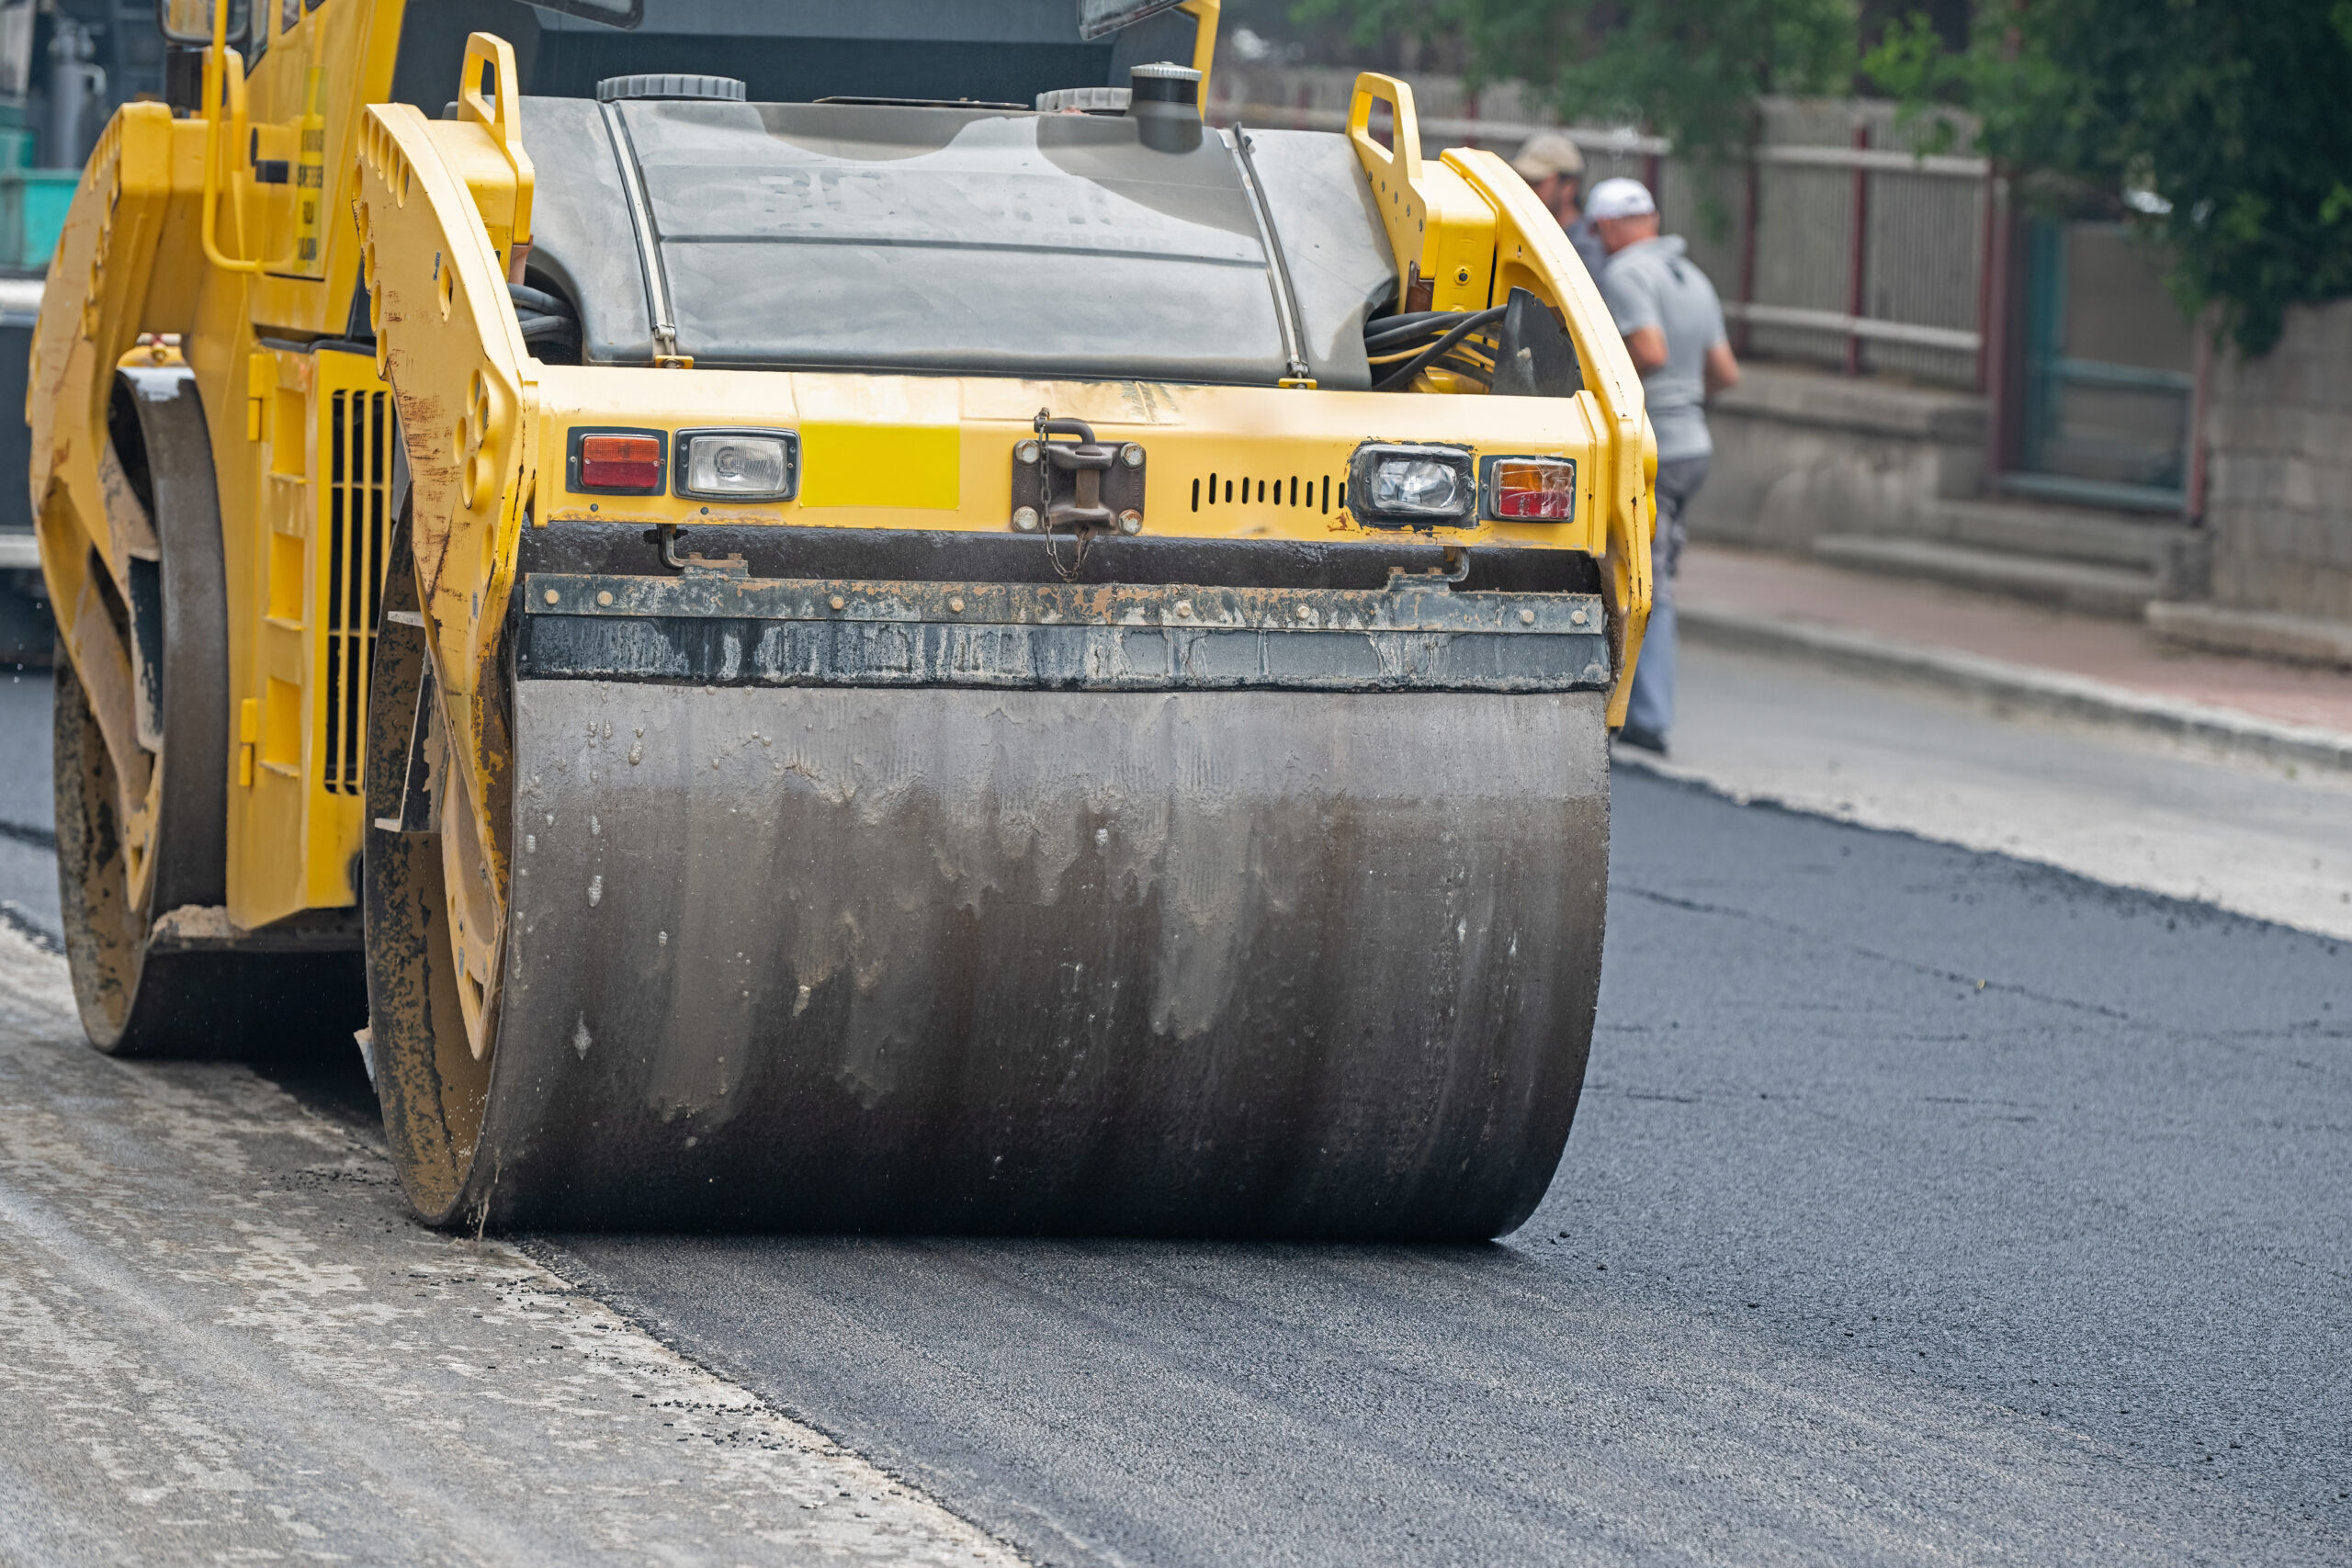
[1511,132,1585,183]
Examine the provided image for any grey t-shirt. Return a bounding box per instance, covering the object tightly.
[1600,235,1727,462]
[1565,214,1607,282]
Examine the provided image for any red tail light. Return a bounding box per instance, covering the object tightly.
[571,430,665,493]
[1487,457,1576,521]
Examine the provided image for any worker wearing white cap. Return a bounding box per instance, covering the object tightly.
[1588,177,1741,756]
[1511,132,1606,278]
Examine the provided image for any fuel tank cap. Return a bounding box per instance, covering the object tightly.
[595,73,747,103]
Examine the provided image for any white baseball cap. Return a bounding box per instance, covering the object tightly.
[1585,177,1657,220]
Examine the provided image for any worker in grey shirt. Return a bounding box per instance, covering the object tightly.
[1589,177,1740,755]
[1511,132,1607,280]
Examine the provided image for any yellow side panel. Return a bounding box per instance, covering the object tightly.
[267,530,305,623]
[225,347,393,927]
[799,423,961,510]
[303,354,395,911]
[263,677,304,773]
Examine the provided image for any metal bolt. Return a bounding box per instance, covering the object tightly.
[1174,600,1193,618]
[948,595,965,614]
[1117,510,1143,535]
[1520,608,1536,625]
[543,588,560,604]
[596,590,614,607]
[1014,439,1040,465]
[1295,604,1313,620]
[1454,265,1471,285]
[830,594,846,611]
[1013,506,1040,532]
[1120,443,1145,468]
[1570,607,1589,626]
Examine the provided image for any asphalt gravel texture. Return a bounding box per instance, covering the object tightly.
[543,768,2351,1566]
[0,671,56,939]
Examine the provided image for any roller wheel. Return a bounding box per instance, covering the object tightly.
[362,506,492,1224]
[53,650,358,1055]
[56,371,365,1057]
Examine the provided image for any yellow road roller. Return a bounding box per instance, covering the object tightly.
[30,0,1652,1236]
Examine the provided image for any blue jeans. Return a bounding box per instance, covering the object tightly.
[1624,456,1710,739]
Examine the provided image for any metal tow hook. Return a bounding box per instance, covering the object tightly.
[1012,411,1145,536]
[654,524,748,578]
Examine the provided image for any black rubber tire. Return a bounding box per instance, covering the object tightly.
[53,648,362,1056]
[53,370,362,1058]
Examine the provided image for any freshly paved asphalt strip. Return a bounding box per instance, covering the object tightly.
[550,770,2349,1566]
[1645,640,2352,941]
[0,924,1018,1566]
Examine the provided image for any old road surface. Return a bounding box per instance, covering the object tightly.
[0,658,2346,1565]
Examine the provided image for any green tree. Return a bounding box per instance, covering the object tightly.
[1868,0,2352,353]
[1297,0,1860,164]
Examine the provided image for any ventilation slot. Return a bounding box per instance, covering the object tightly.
[1190,470,1340,514]
[322,389,390,795]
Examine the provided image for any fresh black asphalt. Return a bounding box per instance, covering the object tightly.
[544,769,2351,1565]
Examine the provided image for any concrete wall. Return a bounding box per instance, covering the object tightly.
[1683,365,1985,552]
[2204,299,2352,621]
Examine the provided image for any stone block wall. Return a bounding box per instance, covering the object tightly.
[2204,299,2352,621]
[1684,365,1986,553]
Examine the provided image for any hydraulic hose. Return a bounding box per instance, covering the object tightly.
[1370,306,1506,393]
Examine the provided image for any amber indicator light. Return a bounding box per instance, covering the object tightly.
[1487,457,1576,521]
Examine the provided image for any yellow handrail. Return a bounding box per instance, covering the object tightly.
[198,0,256,274]
[199,0,307,275]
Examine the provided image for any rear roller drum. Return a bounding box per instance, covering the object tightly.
[54,371,361,1057]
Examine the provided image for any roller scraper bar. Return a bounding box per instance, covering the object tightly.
[515,570,1614,694]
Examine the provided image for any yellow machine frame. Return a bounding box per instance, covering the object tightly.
[30,5,1650,949]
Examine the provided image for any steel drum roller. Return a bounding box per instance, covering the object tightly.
[368,560,1614,1237]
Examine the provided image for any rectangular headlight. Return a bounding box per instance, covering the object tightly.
[677,429,797,502]
[1348,443,1476,527]
[1482,455,1577,522]
[570,429,666,494]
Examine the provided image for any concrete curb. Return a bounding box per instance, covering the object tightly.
[1680,604,2352,777]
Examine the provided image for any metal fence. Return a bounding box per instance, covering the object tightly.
[1210,69,1992,389]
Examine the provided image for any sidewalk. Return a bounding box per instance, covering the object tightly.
[1675,546,2352,774]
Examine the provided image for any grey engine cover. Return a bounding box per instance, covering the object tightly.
[521,96,1396,386]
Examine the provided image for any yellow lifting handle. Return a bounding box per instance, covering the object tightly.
[1174,0,1219,105]
[1347,72,1423,193]
[458,32,536,271]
